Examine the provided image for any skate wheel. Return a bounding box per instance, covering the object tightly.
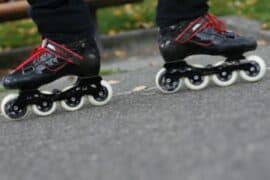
[155,68,182,94]
[88,80,113,106]
[211,61,238,87]
[184,64,210,90]
[239,55,267,82]
[1,94,29,120]
[32,91,57,116]
[60,86,85,112]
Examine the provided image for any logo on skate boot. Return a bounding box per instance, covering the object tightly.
[192,23,202,32]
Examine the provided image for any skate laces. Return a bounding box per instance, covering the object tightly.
[14,40,83,72]
[206,13,227,33]
[175,13,228,44]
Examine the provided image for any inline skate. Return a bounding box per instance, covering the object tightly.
[1,38,113,120]
[156,13,267,94]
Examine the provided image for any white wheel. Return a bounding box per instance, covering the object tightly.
[155,68,182,94]
[211,61,238,87]
[60,86,85,112]
[1,93,29,120]
[184,64,210,90]
[88,80,113,106]
[32,91,57,116]
[239,55,267,82]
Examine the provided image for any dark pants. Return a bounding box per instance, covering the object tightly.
[156,0,208,27]
[27,0,208,43]
[27,0,96,43]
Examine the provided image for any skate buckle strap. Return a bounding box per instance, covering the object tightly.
[175,13,228,44]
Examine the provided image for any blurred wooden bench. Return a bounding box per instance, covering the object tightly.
[0,0,143,22]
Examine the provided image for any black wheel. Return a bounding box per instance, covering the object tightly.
[88,80,113,106]
[184,64,210,90]
[212,61,238,87]
[1,94,29,120]
[32,91,57,116]
[155,68,182,94]
[61,86,85,111]
[240,55,267,82]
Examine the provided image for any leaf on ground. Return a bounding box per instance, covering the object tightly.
[114,50,127,58]
[108,30,117,36]
[67,76,78,82]
[261,23,270,30]
[29,27,38,35]
[257,40,267,46]
[149,61,159,67]
[108,80,121,85]
[132,85,147,92]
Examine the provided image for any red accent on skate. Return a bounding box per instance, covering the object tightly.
[175,13,228,45]
[206,13,227,33]
[14,39,84,73]
[46,62,68,72]
[190,39,213,47]
[15,47,46,72]
[46,39,83,61]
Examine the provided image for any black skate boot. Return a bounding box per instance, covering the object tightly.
[156,13,267,93]
[1,39,113,120]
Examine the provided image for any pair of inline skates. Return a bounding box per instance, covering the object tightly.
[1,13,267,120]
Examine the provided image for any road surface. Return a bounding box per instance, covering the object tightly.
[0,46,270,180]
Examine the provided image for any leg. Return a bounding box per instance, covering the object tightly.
[1,0,113,120]
[156,0,209,28]
[27,0,96,43]
[155,0,266,93]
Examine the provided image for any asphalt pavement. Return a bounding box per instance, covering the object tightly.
[0,45,270,180]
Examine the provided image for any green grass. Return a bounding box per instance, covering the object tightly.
[100,68,127,76]
[0,85,5,92]
[0,19,40,49]
[210,0,270,29]
[0,0,269,49]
